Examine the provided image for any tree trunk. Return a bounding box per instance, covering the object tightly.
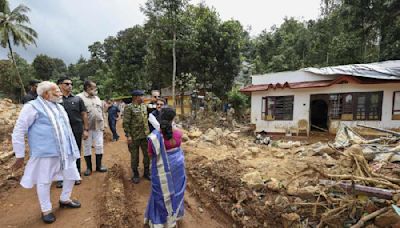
[172,31,177,108]
[8,39,26,95]
[180,92,184,116]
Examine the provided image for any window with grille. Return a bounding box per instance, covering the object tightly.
[353,92,382,120]
[262,96,294,120]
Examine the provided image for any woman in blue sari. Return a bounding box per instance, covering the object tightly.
[145,107,186,227]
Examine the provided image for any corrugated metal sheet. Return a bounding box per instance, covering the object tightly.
[240,75,400,93]
[303,60,400,80]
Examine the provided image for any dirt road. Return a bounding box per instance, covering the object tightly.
[0,124,232,228]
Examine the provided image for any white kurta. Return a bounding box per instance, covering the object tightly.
[12,102,81,189]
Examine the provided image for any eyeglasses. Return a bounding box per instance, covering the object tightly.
[62,82,73,86]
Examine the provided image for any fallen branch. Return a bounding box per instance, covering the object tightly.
[311,124,328,132]
[309,164,400,189]
[319,179,394,199]
[350,207,389,228]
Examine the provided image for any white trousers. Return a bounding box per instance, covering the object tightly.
[36,180,75,213]
[83,130,104,156]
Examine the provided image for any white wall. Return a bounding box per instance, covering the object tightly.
[252,71,338,85]
[251,83,400,133]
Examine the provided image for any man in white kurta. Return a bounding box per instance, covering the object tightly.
[77,80,107,176]
[12,81,81,224]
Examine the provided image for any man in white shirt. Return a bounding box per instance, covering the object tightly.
[12,81,81,224]
[77,80,107,176]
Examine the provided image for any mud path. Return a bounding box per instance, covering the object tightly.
[0,123,232,228]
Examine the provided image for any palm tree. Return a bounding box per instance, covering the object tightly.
[0,0,37,94]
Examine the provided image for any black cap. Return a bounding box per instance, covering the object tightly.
[130,90,144,96]
[29,79,41,86]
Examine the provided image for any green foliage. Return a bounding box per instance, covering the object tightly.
[251,0,400,73]
[227,88,249,115]
[32,54,67,81]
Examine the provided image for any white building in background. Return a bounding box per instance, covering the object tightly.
[240,61,400,134]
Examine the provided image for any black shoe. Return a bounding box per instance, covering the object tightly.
[59,199,81,208]
[56,181,63,188]
[95,154,107,172]
[42,212,56,224]
[132,177,140,184]
[75,180,81,185]
[84,169,92,176]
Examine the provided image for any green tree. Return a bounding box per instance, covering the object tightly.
[112,26,148,93]
[32,54,66,81]
[143,0,189,106]
[0,0,37,94]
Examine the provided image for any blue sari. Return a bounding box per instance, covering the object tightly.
[145,130,186,227]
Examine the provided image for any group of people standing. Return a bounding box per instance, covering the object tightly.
[12,80,187,227]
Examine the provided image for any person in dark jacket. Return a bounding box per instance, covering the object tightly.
[148,98,165,132]
[56,77,89,187]
[107,101,120,141]
[22,79,41,104]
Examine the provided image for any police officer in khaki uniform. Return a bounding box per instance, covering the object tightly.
[123,90,150,184]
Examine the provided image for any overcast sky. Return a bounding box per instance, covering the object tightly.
[0,0,321,64]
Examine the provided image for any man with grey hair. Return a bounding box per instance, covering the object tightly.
[12,81,81,224]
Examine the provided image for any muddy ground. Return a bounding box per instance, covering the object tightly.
[0,122,232,228]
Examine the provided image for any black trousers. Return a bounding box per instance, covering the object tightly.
[71,125,83,173]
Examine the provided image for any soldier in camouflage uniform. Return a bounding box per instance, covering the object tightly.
[123,90,150,184]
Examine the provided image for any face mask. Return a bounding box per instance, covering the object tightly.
[89,89,98,96]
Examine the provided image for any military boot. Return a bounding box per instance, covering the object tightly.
[84,155,92,176]
[95,154,107,172]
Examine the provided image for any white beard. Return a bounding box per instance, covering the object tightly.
[50,96,62,103]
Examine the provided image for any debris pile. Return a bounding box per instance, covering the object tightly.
[0,99,22,192]
[183,121,400,227]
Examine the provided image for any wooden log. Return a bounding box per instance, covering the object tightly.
[357,124,400,137]
[309,164,400,189]
[311,124,328,132]
[319,179,394,199]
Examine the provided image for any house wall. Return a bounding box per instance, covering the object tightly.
[252,71,338,84]
[251,83,400,133]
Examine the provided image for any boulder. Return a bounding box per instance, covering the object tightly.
[214,128,224,136]
[278,142,292,149]
[249,147,261,154]
[223,129,231,137]
[274,152,285,159]
[241,171,263,188]
[188,129,203,138]
[228,133,239,140]
[312,145,335,155]
[228,141,237,148]
[266,178,281,192]
[181,134,190,142]
[274,196,290,208]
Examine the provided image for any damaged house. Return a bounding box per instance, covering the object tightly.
[240,60,400,134]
